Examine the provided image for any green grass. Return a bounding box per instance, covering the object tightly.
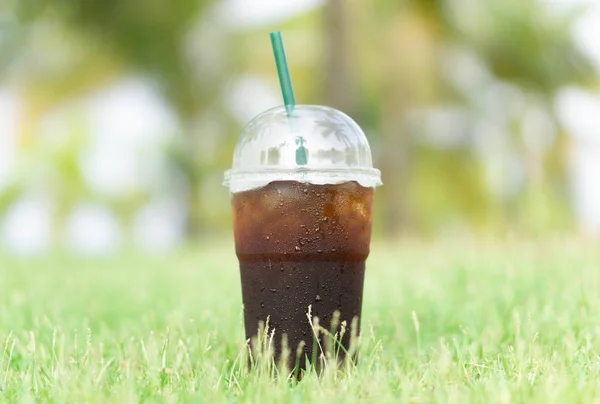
[1,238,600,402]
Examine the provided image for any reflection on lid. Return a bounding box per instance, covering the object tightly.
[295,136,308,165]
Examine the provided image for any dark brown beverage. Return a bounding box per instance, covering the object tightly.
[232,180,373,370]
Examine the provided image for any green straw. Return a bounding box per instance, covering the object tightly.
[270,31,296,114]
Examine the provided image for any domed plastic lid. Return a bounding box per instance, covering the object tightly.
[224,105,382,193]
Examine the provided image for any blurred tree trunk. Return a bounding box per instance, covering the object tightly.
[183,131,206,239]
[322,0,357,116]
[380,85,413,235]
[378,8,438,235]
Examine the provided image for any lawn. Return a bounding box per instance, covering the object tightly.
[1,237,600,402]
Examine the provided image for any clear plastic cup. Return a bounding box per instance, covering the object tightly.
[224,105,381,370]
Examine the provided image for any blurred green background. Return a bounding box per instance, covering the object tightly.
[1,0,600,255]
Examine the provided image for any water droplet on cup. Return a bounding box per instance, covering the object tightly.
[269,288,277,293]
[315,295,322,302]
[295,246,301,252]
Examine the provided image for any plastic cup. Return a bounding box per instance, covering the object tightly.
[224,105,381,371]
